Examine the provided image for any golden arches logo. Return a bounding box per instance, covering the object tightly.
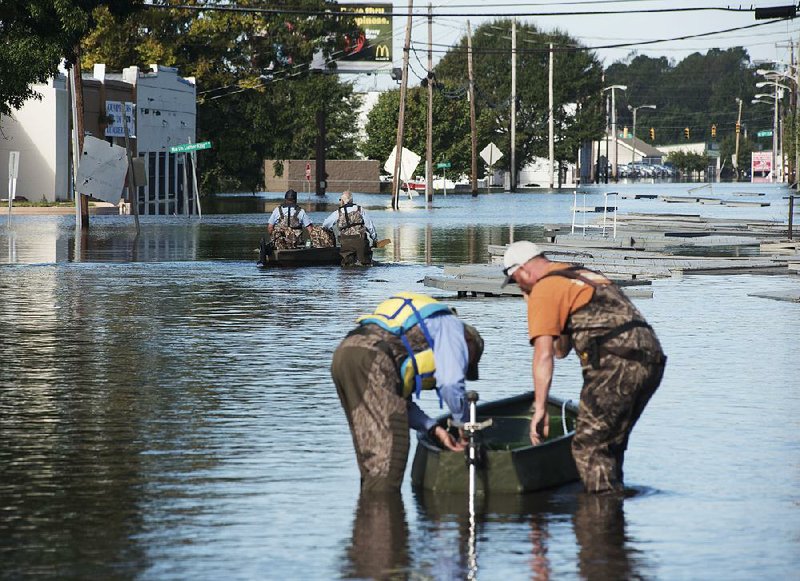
[374,44,390,60]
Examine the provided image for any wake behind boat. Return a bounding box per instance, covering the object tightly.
[411,392,579,494]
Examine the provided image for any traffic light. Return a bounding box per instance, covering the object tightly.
[623,126,629,139]
[649,127,655,141]
[735,122,741,134]
[684,127,690,140]
[711,124,717,139]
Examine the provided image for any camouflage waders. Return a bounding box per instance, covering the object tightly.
[271,205,305,250]
[331,324,430,491]
[550,267,666,493]
[336,204,372,265]
[309,225,335,248]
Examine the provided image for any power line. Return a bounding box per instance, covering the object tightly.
[151,3,761,18]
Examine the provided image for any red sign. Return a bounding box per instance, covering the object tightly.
[751,151,772,183]
[305,163,311,181]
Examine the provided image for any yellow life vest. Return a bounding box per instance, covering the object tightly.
[357,292,453,399]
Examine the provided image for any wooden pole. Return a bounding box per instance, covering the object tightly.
[789,195,794,240]
[425,3,433,205]
[510,20,516,192]
[548,42,554,189]
[391,0,414,210]
[467,21,478,196]
[122,110,140,235]
[69,55,90,230]
[315,108,327,196]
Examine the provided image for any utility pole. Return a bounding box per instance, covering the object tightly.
[315,107,327,196]
[605,95,610,184]
[426,3,433,205]
[70,49,89,230]
[510,19,516,192]
[391,0,414,210]
[122,110,140,235]
[734,97,743,181]
[467,21,478,196]
[548,42,554,189]
[612,87,618,182]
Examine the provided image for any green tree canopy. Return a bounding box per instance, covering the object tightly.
[604,48,773,147]
[0,0,140,118]
[432,20,605,174]
[80,0,362,192]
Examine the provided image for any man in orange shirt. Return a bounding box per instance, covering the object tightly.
[502,241,666,493]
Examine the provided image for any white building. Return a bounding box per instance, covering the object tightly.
[0,64,196,214]
[0,77,70,202]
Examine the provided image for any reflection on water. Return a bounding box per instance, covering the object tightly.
[341,492,409,579]
[1,185,798,578]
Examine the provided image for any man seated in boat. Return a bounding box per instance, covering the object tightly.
[331,292,484,491]
[321,191,378,265]
[267,189,314,250]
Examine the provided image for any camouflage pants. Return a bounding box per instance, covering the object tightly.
[309,225,335,248]
[331,332,408,491]
[572,356,665,493]
[271,225,303,250]
[340,233,372,266]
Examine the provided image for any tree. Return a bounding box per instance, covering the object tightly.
[432,20,605,176]
[81,1,363,192]
[605,48,761,146]
[0,0,140,118]
[361,87,471,177]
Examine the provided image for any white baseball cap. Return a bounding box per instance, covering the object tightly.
[501,241,544,287]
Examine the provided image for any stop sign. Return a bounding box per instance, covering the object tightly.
[305,163,311,181]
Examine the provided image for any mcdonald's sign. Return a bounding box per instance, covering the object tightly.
[341,3,393,65]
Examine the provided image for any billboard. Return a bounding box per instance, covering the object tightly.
[334,3,393,73]
[751,151,772,183]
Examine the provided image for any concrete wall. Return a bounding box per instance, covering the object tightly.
[0,77,69,202]
[264,159,381,193]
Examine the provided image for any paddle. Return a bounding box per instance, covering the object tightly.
[374,238,391,249]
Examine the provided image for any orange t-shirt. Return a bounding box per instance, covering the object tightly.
[526,263,608,343]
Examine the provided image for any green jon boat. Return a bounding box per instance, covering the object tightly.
[411,393,580,494]
[257,237,342,267]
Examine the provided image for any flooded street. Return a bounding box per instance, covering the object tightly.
[1,185,798,579]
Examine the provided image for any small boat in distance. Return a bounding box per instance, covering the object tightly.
[256,238,341,267]
[411,392,580,494]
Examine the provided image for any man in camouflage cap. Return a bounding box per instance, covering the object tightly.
[502,241,666,494]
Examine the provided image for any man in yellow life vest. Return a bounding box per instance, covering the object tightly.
[331,292,484,491]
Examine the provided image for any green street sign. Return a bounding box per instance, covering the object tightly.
[436,162,451,169]
[169,141,212,153]
[756,130,773,138]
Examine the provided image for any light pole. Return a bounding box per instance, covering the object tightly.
[758,67,797,184]
[734,97,743,181]
[628,104,656,165]
[756,80,790,182]
[602,85,627,181]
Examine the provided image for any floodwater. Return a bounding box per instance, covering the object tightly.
[1,184,798,579]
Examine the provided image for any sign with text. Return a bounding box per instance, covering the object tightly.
[8,151,20,200]
[436,162,451,169]
[105,101,136,138]
[169,141,212,154]
[756,130,773,138]
[751,151,772,183]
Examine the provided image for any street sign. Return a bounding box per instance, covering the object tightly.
[105,101,136,138]
[756,130,773,138]
[480,143,503,166]
[169,141,212,153]
[436,162,451,169]
[8,151,20,200]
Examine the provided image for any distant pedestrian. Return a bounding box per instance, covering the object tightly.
[322,191,377,265]
[267,189,313,249]
[501,241,666,493]
[331,292,484,491]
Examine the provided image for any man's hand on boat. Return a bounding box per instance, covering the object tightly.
[530,407,550,446]
[431,425,467,452]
